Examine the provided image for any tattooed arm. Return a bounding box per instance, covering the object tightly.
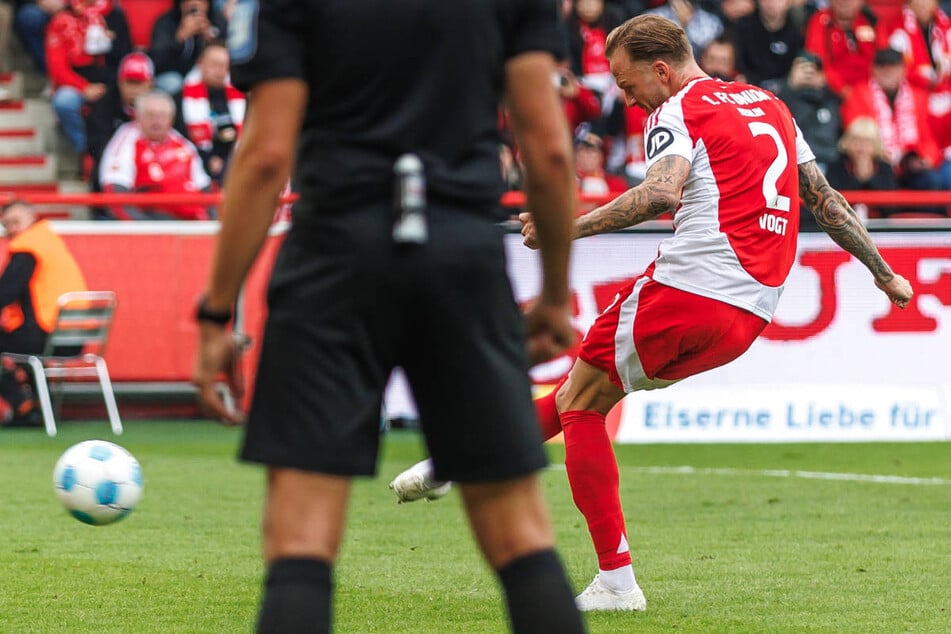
[574,155,690,239]
[799,160,913,308]
[520,155,690,246]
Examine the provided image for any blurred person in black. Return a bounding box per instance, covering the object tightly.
[699,35,742,80]
[734,0,804,93]
[191,1,585,633]
[0,201,87,427]
[181,40,245,185]
[85,51,154,218]
[778,51,841,173]
[148,0,226,95]
[826,116,898,219]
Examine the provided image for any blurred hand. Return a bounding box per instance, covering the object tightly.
[875,274,913,309]
[670,0,694,26]
[556,70,580,99]
[788,59,824,89]
[518,211,539,249]
[524,298,575,365]
[37,0,65,14]
[193,322,248,425]
[177,13,210,41]
[83,83,107,102]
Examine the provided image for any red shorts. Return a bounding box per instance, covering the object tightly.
[578,276,768,392]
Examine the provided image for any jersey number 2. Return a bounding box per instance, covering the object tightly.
[748,122,790,213]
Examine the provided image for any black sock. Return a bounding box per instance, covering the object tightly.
[256,557,332,634]
[498,549,586,634]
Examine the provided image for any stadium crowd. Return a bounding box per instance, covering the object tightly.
[508,0,951,221]
[0,0,950,220]
[0,0,243,220]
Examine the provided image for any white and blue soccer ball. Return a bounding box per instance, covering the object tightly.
[53,440,143,526]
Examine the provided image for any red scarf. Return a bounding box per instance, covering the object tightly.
[887,7,951,90]
[50,0,112,67]
[868,78,920,164]
[579,24,609,75]
[181,74,246,152]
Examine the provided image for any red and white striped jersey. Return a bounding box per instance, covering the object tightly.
[643,77,815,321]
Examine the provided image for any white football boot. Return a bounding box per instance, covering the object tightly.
[388,459,452,503]
[575,574,647,612]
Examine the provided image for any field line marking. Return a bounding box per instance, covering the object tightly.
[547,464,951,486]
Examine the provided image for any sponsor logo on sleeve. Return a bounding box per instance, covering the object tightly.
[646,127,674,160]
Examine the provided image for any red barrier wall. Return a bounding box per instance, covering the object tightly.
[0,224,282,382]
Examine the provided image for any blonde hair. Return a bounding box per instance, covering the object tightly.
[605,15,693,65]
[838,117,886,159]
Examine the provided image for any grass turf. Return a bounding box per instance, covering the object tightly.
[2,421,949,633]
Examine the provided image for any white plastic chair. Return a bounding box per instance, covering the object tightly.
[1,291,122,437]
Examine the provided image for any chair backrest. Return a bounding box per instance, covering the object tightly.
[44,291,118,357]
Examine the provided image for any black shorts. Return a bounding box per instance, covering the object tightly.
[240,203,547,482]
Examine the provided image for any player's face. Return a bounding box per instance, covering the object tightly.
[1,204,35,238]
[829,0,862,21]
[609,49,669,114]
[139,100,174,141]
[200,46,230,89]
[908,0,937,24]
[575,0,604,23]
[873,63,905,93]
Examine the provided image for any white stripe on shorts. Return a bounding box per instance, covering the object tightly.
[613,277,679,393]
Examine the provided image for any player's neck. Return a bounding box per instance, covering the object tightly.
[670,62,708,94]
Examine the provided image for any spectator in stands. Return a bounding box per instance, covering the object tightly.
[647,0,725,56]
[148,0,227,96]
[13,0,64,76]
[0,200,87,427]
[778,51,842,171]
[623,104,649,184]
[825,117,898,219]
[213,0,235,20]
[699,35,743,80]
[575,130,629,213]
[804,0,879,97]
[841,47,946,195]
[567,0,626,93]
[86,51,154,191]
[606,0,646,17]
[717,0,756,39]
[734,0,804,93]
[499,141,522,192]
[45,0,132,154]
[0,0,12,75]
[99,90,212,220]
[566,0,628,170]
[181,40,244,185]
[554,60,603,133]
[880,0,951,187]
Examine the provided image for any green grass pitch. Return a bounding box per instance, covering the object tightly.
[2,421,949,633]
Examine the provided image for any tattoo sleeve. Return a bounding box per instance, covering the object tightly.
[575,155,690,240]
[798,160,895,283]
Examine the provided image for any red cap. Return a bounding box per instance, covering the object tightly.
[118,53,154,82]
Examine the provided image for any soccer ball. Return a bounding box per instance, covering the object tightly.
[53,440,143,526]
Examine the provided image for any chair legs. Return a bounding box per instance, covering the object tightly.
[94,356,123,435]
[24,355,58,437]
[4,354,123,437]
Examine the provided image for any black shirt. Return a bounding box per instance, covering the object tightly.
[227,0,564,217]
[733,10,802,89]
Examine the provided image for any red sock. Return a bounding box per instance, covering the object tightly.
[534,387,562,441]
[561,409,631,571]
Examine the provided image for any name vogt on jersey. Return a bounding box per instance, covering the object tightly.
[699,86,790,237]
